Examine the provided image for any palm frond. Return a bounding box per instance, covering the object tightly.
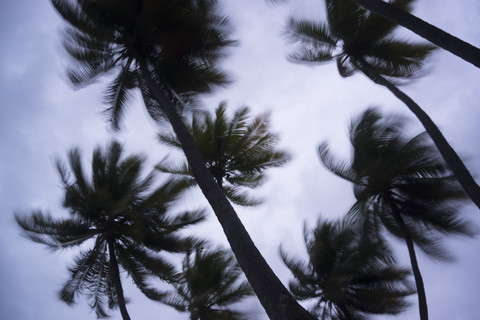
[115,248,169,302]
[157,131,183,149]
[223,186,263,207]
[155,160,192,177]
[317,142,356,183]
[15,210,94,250]
[361,39,437,80]
[287,18,337,46]
[104,65,138,130]
[157,292,189,312]
[58,241,107,305]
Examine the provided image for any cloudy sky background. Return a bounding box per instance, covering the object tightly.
[1,0,480,319]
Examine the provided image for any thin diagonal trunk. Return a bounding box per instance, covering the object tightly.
[356,58,480,211]
[390,209,428,320]
[352,0,480,68]
[139,62,316,320]
[107,240,131,320]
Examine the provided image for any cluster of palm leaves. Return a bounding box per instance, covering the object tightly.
[16,141,258,319]
[15,0,480,319]
[161,248,254,320]
[156,101,291,206]
[281,216,414,319]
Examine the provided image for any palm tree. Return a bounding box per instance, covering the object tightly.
[156,101,291,207]
[286,0,480,211]
[351,0,480,68]
[280,216,414,320]
[161,248,255,320]
[50,1,313,318]
[318,107,475,320]
[15,141,206,319]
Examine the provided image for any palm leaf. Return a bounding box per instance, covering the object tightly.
[104,65,138,130]
[15,210,93,250]
[317,142,356,183]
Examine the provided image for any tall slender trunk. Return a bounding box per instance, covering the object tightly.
[107,240,131,320]
[139,62,316,320]
[355,58,480,211]
[390,209,428,320]
[352,0,480,68]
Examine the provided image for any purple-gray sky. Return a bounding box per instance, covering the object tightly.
[1,1,480,319]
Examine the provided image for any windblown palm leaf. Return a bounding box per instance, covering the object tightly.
[160,248,254,320]
[156,101,291,206]
[318,107,474,320]
[16,141,206,319]
[281,216,414,320]
[287,0,480,211]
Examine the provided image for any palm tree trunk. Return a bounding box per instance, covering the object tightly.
[355,58,480,211]
[107,240,131,320]
[390,209,428,320]
[352,0,480,68]
[139,62,316,320]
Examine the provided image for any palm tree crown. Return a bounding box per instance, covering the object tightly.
[281,216,414,320]
[318,107,475,319]
[319,108,473,258]
[52,0,234,128]
[161,248,254,320]
[156,101,291,206]
[15,141,206,319]
[287,0,436,82]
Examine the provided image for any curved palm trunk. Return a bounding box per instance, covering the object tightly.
[352,0,480,68]
[390,210,428,320]
[139,63,316,320]
[107,240,131,320]
[356,59,480,211]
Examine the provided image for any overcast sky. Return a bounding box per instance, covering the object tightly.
[1,1,480,319]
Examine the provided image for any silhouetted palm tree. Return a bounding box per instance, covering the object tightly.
[351,0,480,68]
[15,141,206,319]
[281,216,414,320]
[161,248,254,320]
[318,108,474,320]
[156,101,291,206]
[286,0,480,211]
[51,1,313,318]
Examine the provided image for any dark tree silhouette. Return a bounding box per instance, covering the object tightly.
[15,141,205,319]
[157,101,291,206]
[318,108,475,320]
[281,216,414,320]
[351,0,480,68]
[50,1,314,318]
[286,0,480,211]
[161,248,255,320]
